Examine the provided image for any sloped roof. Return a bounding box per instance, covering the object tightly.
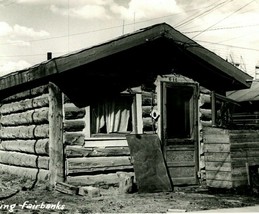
[227,81,259,102]
[0,23,252,105]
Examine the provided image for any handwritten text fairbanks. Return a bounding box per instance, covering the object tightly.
[0,201,65,212]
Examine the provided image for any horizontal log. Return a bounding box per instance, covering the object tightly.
[67,156,131,171]
[231,157,259,165]
[143,117,157,131]
[0,139,49,155]
[229,132,259,143]
[201,120,212,127]
[142,95,157,106]
[64,103,86,119]
[1,107,49,126]
[1,85,48,103]
[199,93,211,107]
[231,148,259,158]
[0,150,49,169]
[0,94,49,115]
[0,124,49,139]
[66,146,130,157]
[0,163,49,181]
[67,172,134,187]
[232,180,248,188]
[200,108,212,121]
[204,143,230,153]
[64,132,85,146]
[142,106,152,117]
[64,119,85,132]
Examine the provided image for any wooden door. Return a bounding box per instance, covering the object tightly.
[162,82,199,186]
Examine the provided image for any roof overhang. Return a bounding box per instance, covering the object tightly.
[0,23,253,106]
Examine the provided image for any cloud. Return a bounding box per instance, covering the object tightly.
[0,60,31,77]
[0,22,12,36]
[0,22,49,46]
[14,24,49,38]
[6,39,31,47]
[110,0,183,20]
[71,5,111,19]
[50,2,112,20]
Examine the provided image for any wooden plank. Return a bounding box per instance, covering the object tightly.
[204,152,230,162]
[206,171,232,181]
[67,172,134,187]
[168,166,195,178]
[1,107,49,126]
[55,182,79,195]
[0,124,49,139]
[68,165,133,174]
[0,163,49,181]
[0,94,49,115]
[203,134,229,144]
[0,150,49,169]
[66,146,130,157]
[204,143,230,153]
[67,156,132,171]
[84,139,128,147]
[64,119,85,132]
[206,179,232,189]
[64,132,85,146]
[64,103,86,119]
[211,91,216,127]
[126,134,173,193]
[0,139,49,155]
[48,82,64,187]
[205,161,232,172]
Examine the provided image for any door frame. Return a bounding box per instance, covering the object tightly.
[156,77,200,185]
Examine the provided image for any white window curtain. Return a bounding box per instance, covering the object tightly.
[92,97,131,134]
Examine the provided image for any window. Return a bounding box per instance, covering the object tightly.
[166,86,194,139]
[90,94,134,137]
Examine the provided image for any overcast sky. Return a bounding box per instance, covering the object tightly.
[0,0,259,78]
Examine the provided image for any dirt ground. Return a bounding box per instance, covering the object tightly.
[1,172,259,213]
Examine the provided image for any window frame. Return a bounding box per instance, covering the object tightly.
[84,92,143,139]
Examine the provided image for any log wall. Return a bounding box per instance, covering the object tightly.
[203,127,259,189]
[0,85,50,181]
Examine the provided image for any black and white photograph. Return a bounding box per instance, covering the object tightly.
[0,0,259,213]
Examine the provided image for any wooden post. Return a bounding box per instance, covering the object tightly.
[48,82,64,187]
[211,91,216,127]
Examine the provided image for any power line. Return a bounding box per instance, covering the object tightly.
[183,23,259,34]
[197,40,259,52]
[191,0,256,39]
[175,0,233,28]
[0,1,235,46]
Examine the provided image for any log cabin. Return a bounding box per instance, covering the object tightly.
[0,23,253,190]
